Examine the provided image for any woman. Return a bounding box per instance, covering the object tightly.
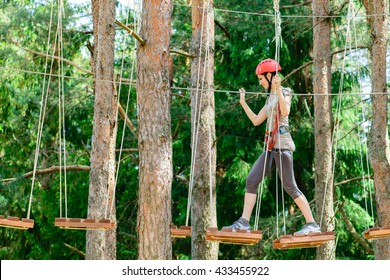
[224,58,320,235]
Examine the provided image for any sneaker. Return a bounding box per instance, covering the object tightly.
[294,222,321,235]
[223,217,250,231]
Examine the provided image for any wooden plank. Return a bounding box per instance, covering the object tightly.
[0,216,34,230]
[280,232,334,244]
[206,227,262,245]
[171,225,192,238]
[363,227,390,240]
[273,240,326,249]
[273,232,335,250]
[54,218,115,230]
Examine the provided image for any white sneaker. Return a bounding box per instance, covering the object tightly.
[223,218,250,231]
[294,222,321,235]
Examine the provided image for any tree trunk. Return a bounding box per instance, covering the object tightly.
[312,0,335,260]
[190,0,218,260]
[86,0,117,260]
[362,0,390,260]
[136,0,173,260]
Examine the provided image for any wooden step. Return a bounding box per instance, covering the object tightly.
[54,218,115,230]
[273,231,335,249]
[171,225,192,238]
[363,226,390,240]
[206,227,262,245]
[0,216,34,230]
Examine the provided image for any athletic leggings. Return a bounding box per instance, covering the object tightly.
[246,149,303,199]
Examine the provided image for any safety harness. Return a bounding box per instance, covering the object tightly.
[264,103,290,151]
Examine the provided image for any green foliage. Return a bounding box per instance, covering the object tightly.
[1,0,383,260]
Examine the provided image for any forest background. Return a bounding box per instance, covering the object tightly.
[0,0,389,260]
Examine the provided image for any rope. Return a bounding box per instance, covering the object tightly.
[57,0,63,218]
[185,0,208,227]
[2,2,385,22]
[2,67,389,96]
[276,113,287,236]
[274,0,287,237]
[254,0,284,233]
[27,0,56,220]
[350,0,374,228]
[107,0,140,220]
[57,0,68,218]
[173,2,386,19]
[319,0,354,228]
[253,103,275,231]
[61,14,69,219]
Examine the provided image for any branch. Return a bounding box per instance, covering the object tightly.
[16,43,93,75]
[115,148,138,152]
[175,174,188,185]
[16,41,138,87]
[214,19,231,39]
[282,61,313,82]
[0,165,90,183]
[117,101,137,135]
[63,243,86,258]
[115,19,146,46]
[303,98,314,128]
[281,1,312,9]
[14,43,138,137]
[63,29,93,35]
[116,20,196,58]
[282,46,370,82]
[341,98,371,111]
[170,49,196,58]
[334,175,373,187]
[213,130,227,148]
[331,0,349,16]
[172,120,182,140]
[119,77,136,85]
[337,119,364,142]
[332,46,369,57]
[338,120,369,142]
[86,41,94,57]
[339,206,374,255]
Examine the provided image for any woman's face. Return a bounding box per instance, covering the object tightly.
[257,74,269,89]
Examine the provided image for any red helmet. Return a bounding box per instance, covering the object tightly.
[255,58,281,75]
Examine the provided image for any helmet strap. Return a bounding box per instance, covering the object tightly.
[265,72,276,95]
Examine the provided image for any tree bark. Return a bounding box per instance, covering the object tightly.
[312,0,336,260]
[339,206,374,255]
[136,0,173,260]
[190,0,218,260]
[86,0,117,260]
[362,0,390,260]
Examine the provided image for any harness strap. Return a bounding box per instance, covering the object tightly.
[265,104,280,151]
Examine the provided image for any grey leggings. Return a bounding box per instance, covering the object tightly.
[246,149,303,199]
